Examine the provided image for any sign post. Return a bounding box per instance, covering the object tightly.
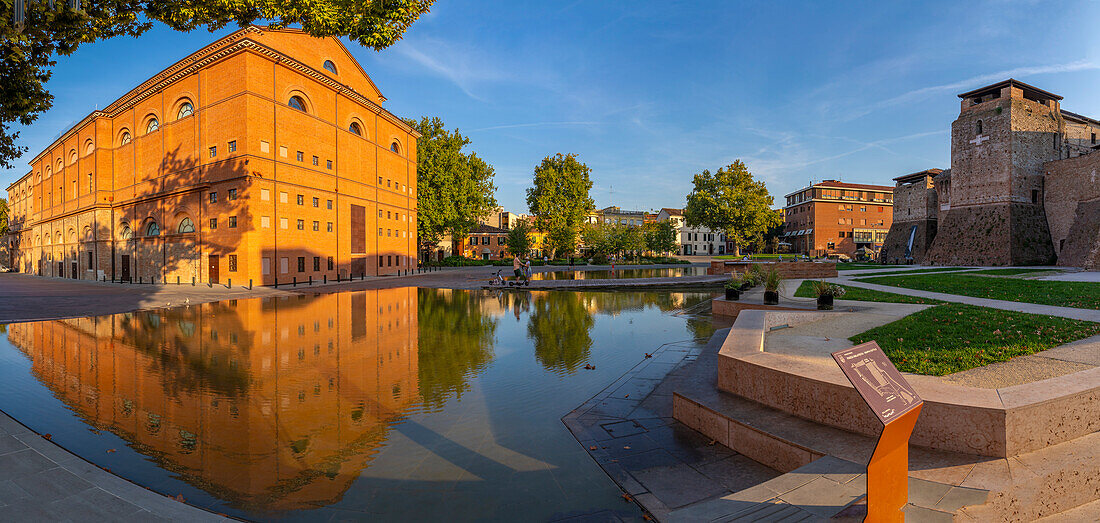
[832,341,923,523]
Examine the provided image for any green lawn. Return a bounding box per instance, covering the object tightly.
[846,267,964,277]
[793,281,944,305]
[835,263,885,270]
[855,273,1100,309]
[965,268,1060,276]
[714,253,786,260]
[849,303,1100,375]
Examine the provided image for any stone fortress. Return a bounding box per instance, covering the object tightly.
[883,79,1100,267]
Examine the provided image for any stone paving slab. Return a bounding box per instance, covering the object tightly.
[0,409,227,521]
[562,321,783,521]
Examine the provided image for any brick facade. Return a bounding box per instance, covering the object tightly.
[782,181,893,258]
[5,26,418,285]
[708,260,838,279]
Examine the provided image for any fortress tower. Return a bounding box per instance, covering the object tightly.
[926,79,1064,265]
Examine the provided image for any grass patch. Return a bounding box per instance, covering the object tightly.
[965,268,1060,276]
[847,267,964,277]
[835,263,885,270]
[793,281,944,305]
[714,253,786,260]
[849,303,1100,375]
[856,273,1100,309]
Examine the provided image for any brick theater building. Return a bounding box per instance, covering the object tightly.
[781,181,894,258]
[888,79,1100,267]
[5,26,418,285]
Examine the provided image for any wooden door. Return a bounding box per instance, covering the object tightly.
[120,255,130,281]
[208,255,219,285]
[71,262,77,279]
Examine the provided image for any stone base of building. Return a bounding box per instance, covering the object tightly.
[880,219,936,265]
[926,203,1055,266]
[1057,199,1100,269]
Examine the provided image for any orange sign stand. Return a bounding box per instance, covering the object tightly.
[832,342,924,523]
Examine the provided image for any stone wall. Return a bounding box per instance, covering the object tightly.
[1044,151,1100,267]
[881,220,937,264]
[708,260,837,279]
[926,203,1055,265]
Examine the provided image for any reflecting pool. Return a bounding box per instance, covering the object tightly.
[529,266,708,280]
[0,288,721,521]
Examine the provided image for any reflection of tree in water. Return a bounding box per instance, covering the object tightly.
[527,291,594,374]
[115,302,251,398]
[582,290,714,315]
[416,289,498,410]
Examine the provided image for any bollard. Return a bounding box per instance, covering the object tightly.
[192,276,195,286]
[274,279,278,288]
[177,276,180,285]
[309,275,313,286]
[324,274,327,284]
[293,277,297,287]
[249,279,253,290]
[227,278,231,289]
[139,277,143,284]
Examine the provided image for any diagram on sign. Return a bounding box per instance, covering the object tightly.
[832,342,922,425]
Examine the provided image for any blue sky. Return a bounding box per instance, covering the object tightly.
[5,0,1100,212]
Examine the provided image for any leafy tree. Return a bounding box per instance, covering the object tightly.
[0,198,7,235]
[526,153,594,257]
[684,160,781,256]
[408,116,498,256]
[644,220,678,255]
[580,222,613,257]
[505,219,533,257]
[1,1,434,169]
[613,223,645,259]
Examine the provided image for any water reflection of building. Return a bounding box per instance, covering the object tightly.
[5,288,418,513]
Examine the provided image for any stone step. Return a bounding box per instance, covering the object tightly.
[672,329,1100,521]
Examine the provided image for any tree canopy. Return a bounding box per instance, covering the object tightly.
[526,153,594,257]
[683,160,781,255]
[505,219,533,257]
[0,1,434,168]
[0,198,7,236]
[408,116,497,249]
[644,220,678,255]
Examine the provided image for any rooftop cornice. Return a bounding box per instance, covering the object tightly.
[25,26,418,169]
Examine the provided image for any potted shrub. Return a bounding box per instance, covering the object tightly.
[725,277,742,300]
[739,274,752,291]
[763,266,781,305]
[811,280,845,310]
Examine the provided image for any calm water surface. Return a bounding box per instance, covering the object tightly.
[0,288,720,521]
[529,266,708,280]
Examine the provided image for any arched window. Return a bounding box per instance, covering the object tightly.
[83,226,92,241]
[390,141,401,154]
[177,101,194,119]
[119,130,132,145]
[145,221,159,237]
[69,150,77,164]
[323,60,338,74]
[146,116,159,134]
[349,122,363,136]
[288,96,307,112]
[178,217,195,233]
[120,225,133,240]
[975,120,983,136]
[85,140,94,154]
